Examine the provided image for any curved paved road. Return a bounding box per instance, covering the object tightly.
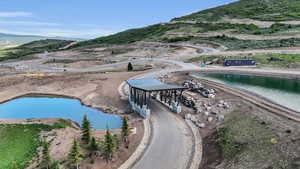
[132,101,193,169]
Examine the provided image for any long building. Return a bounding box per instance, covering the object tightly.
[224,59,256,66]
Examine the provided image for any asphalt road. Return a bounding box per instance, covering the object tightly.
[131,101,193,169]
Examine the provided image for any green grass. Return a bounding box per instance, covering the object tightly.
[187,53,300,68]
[52,119,75,129]
[165,35,300,50]
[0,39,72,62]
[237,23,300,35]
[172,0,300,22]
[218,111,299,169]
[0,121,75,169]
[72,24,176,48]
[0,124,53,169]
[71,22,258,49]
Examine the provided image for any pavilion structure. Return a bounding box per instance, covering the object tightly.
[126,78,187,118]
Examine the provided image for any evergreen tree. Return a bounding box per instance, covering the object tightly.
[11,161,18,169]
[41,141,51,169]
[81,114,91,144]
[50,161,60,169]
[68,139,82,169]
[101,130,116,163]
[121,116,130,148]
[127,62,133,71]
[113,134,120,150]
[89,137,98,151]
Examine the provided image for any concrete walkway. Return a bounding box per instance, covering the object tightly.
[131,101,193,169]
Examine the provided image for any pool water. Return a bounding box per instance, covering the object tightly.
[0,97,122,130]
[194,73,300,113]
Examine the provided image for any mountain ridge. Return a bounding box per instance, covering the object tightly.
[0,32,83,47]
[70,0,300,49]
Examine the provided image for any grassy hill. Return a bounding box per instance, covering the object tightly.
[71,0,300,50]
[0,39,74,62]
[6,0,300,58]
[71,22,259,48]
[0,33,48,47]
[172,0,300,22]
[0,33,82,48]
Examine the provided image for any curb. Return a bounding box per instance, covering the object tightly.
[118,118,152,169]
[185,120,203,169]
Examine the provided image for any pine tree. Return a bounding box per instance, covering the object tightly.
[81,114,91,144]
[121,116,130,148]
[11,161,18,169]
[89,137,98,151]
[102,130,116,163]
[113,134,120,150]
[68,139,82,169]
[41,141,51,169]
[50,161,60,169]
[127,62,133,71]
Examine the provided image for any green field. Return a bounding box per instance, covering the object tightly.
[0,120,73,169]
[0,124,53,169]
[217,111,300,169]
[0,39,72,62]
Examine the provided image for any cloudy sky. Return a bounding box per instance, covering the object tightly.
[0,0,237,39]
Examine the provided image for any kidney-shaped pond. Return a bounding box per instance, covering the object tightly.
[0,97,122,130]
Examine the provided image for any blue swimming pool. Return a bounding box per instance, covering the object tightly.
[0,97,122,130]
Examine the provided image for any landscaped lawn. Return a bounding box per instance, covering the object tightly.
[0,124,52,169]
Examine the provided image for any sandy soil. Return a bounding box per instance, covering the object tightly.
[0,71,144,112]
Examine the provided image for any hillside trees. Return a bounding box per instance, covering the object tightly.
[41,141,51,169]
[127,62,133,71]
[81,115,91,144]
[68,139,82,169]
[121,116,130,148]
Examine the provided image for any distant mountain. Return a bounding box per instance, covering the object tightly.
[0,33,82,47]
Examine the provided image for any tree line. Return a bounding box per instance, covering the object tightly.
[18,115,131,169]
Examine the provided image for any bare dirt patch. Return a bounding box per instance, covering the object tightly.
[165,72,300,169]
[0,71,144,112]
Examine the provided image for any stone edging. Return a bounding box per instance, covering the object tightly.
[186,120,203,169]
[118,118,152,169]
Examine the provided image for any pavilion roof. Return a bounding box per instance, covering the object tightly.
[126,78,187,91]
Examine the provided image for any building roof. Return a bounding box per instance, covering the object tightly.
[126,78,187,91]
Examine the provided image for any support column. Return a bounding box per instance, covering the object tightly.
[168,90,172,105]
[164,91,167,103]
[137,90,140,106]
[134,88,137,103]
[178,89,183,106]
[144,91,147,107]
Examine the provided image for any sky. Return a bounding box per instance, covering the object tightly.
[0,0,237,39]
